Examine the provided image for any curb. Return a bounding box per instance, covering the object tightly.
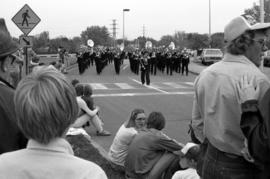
[89,137,111,161]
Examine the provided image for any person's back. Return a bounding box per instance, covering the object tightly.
[194,57,269,155]
[0,82,27,154]
[0,67,107,179]
[0,139,106,179]
[192,15,270,179]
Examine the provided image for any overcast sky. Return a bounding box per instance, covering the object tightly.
[2,0,258,40]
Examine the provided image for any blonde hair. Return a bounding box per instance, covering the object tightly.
[14,67,78,144]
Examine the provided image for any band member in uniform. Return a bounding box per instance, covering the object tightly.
[181,51,190,76]
[140,51,150,85]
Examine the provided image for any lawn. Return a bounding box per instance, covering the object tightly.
[66,135,125,179]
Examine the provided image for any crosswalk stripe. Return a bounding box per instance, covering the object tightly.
[88,82,194,90]
[185,82,194,86]
[163,82,188,89]
[90,83,108,89]
[114,83,134,89]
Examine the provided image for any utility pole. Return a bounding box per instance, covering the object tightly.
[260,0,265,23]
[110,19,117,47]
[143,25,146,38]
[209,0,211,48]
[123,9,130,49]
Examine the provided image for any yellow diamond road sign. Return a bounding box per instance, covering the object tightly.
[12,4,41,35]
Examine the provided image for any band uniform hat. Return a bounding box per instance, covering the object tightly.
[224,14,270,42]
[0,18,19,58]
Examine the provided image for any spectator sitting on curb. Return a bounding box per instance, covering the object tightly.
[125,111,184,179]
[72,82,110,136]
[108,109,146,172]
[81,83,111,136]
[172,143,200,179]
[0,18,28,154]
[0,66,107,179]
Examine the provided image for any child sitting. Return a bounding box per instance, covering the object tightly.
[172,142,200,179]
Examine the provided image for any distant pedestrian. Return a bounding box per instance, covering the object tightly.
[181,50,189,76]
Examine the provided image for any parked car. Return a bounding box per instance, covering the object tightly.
[200,48,223,65]
[263,50,270,67]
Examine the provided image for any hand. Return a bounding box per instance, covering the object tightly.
[236,75,260,103]
[95,106,100,111]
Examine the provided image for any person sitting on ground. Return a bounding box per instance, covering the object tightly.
[125,111,184,179]
[72,83,110,136]
[109,109,146,171]
[172,143,200,179]
[81,83,111,136]
[0,67,107,179]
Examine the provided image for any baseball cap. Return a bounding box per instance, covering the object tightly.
[0,18,19,58]
[181,142,198,155]
[224,14,270,42]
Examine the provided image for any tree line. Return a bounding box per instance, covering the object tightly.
[13,2,269,54]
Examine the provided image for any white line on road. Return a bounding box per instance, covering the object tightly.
[89,83,107,89]
[130,78,169,94]
[163,82,188,89]
[185,82,194,86]
[115,83,134,89]
[122,64,129,70]
[93,91,194,97]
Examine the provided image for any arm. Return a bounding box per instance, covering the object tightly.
[240,99,270,163]
[191,92,204,143]
[154,132,183,152]
[77,97,99,117]
[237,75,270,163]
[71,113,91,128]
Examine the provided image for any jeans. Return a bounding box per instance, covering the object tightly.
[202,142,260,179]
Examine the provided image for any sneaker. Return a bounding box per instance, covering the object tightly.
[96,130,111,136]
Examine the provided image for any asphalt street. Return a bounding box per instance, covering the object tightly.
[67,60,197,152]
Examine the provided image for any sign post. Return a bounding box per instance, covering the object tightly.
[12,4,41,75]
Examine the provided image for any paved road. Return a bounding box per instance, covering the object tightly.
[67,61,197,152]
[66,58,270,153]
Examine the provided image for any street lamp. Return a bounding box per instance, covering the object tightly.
[123,8,130,49]
[209,0,211,48]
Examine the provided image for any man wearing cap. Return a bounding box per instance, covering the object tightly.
[191,14,270,178]
[0,18,27,154]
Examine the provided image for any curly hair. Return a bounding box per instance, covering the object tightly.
[225,30,255,55]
